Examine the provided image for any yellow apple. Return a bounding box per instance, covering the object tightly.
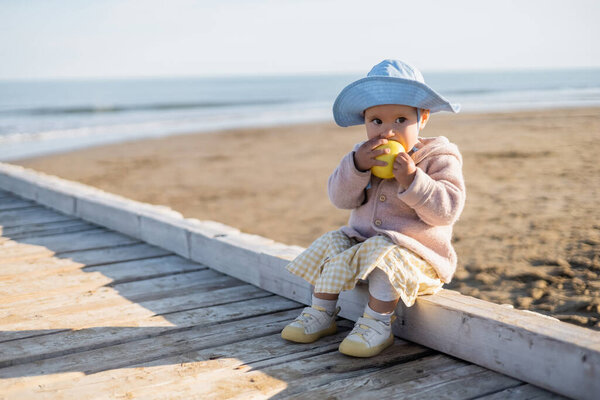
[371,141,405,179]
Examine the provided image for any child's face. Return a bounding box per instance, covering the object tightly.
[363,104,429,151]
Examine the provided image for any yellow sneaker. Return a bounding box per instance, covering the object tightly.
[338,314,395,357]
[281,306,339,343]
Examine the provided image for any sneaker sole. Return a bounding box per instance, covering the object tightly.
[338,333,394,358]
[281,321,337,343]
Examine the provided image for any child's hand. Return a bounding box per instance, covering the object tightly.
[353,138,392,172]
[393,152,417,188]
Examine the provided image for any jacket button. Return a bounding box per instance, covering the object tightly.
[379,195,386,202]
[374,219,382,226]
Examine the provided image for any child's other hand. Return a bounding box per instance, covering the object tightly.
[353,138,392,172]
[393,152,416,188]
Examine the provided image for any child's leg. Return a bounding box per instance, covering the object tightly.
[281,292,340,343]
[314,291,338,309]
[312,292,339,315]
[368,296,399,314]
[282,230,354,344]
[281,289,341,344]
[339,267,398,357]
[367,266,399,314]
[314,292,339,300]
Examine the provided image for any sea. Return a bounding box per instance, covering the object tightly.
[1,68,600,161]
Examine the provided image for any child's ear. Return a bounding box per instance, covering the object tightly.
[420,109,431,130]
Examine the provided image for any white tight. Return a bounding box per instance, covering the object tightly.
[368,267,399,302]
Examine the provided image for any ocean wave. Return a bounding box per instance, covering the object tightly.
[0,104,333,145]
[0,123,160,144]
[445,86,600,97]
[0,98,295,116]
[0,105,333,161]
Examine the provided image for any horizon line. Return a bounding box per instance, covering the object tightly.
[2,65,600,83]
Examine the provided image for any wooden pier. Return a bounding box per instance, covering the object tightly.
[0,163,597,399]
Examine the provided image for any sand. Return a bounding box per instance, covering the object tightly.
[14,107,600,330]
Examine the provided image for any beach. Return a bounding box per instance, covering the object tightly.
[13,107,600,330]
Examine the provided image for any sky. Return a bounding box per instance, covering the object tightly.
[1,0,599,80]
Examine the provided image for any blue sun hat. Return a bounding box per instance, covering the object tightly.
[333,59,461,127]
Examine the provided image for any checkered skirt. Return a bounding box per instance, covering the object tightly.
[286,230,443,307]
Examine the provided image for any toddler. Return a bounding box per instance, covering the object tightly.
[281,59,465,357]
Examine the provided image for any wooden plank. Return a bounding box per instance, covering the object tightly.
[1,308,308,380]
[0,283,273,368]
[0,195,23,203]
[1,219,99,240]
[0,266,112,298]
[0,271,238,343]
[83,255,206,284]
[366,368,520,399]
[0,296,300,378]
[0,194,22,203]
[14,229,140,254]
[0,257,81,279]
[108,268,230,300]
[0,198,37,211]
[0,254,207,301]
[54,242,171,267]
[0,246,173,280]
[16,332,431,400]
[0,309,316,397]
[0,207,73,227]
[1,321,353,398]
[0,204,38,213]
[240,342,439,400]
[272,354,531,400]
[92,337,349,400]
[279,354,465,399]
[0,268,232,316]
[0,271,247,343]
[0,240,54,263]
[476,383,568,399]
[0,293,298,346]
[32,332,430,398]
[0,272,244,328]
[0,245,175,329]
[0,254,203,284]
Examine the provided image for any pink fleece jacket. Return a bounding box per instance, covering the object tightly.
[328,136,466,283]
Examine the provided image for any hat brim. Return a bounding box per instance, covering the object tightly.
[333,76,460,127]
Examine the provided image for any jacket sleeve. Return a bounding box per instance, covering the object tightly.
[397,154,466,226]
[328,147,372,210]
